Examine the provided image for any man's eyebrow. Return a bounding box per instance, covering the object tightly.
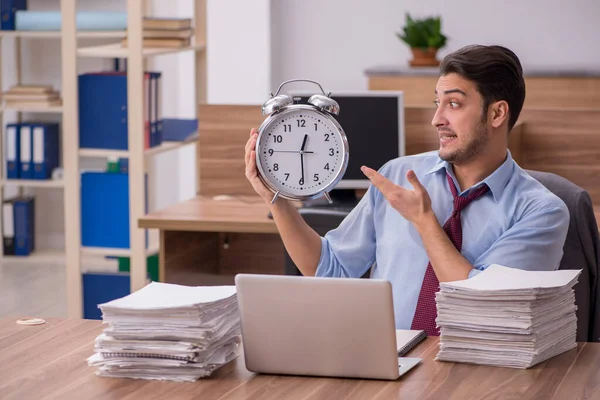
[434,89,467,96]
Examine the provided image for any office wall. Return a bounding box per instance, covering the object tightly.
[270,0,600,91]
[207,0,272,104]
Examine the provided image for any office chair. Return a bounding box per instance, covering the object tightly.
[284,208,351,276]
[527,170,600,342]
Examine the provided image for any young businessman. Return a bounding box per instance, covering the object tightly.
[244,44,569,335]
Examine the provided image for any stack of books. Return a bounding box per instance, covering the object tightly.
[435,264,581,369]
[2,85,61,108]
[87,282,241,382]
[121,18,192,49]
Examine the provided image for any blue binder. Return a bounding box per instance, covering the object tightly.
[79,71,161,150]
[150,72,162,147]
[81,172,129,248]
[32,123,60,180]
[18,124,33,179]
[79,72,128,150]
[5,123,20,179]
[1,0,27,30]
[81,171,148,249]
[13,196,34,256]
[83,272,131,320]
[161,118,198,142]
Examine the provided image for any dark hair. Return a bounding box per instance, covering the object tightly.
[439,45,525,131]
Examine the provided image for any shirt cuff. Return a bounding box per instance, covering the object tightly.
[468,267,484,279]
[314,237,331,277]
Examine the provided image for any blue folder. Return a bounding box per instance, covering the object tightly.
[161,118,198,142]
[13,196,34,256]
[81,171,148,249]
[18,124,33,179]
[83,272,131,320]
[1,0,27,31]
[5,123,21,179]
[150,72,163,147]
[79,71,161,150]
[79,73,128,150]
[32,123,60,180]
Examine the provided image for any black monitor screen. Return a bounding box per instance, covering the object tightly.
[293,93,403,188]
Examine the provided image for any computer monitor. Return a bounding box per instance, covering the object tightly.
[291,90,405,192]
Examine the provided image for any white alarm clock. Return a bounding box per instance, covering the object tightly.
[256,79,349,204]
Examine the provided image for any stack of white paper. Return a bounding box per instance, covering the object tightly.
[435,264,581,369]
[87,282,241,382]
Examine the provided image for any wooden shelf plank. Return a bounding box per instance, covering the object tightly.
[143,138,198,157]
[77,41,205,58]
[79,148,129,158]
[1,179,64,188]
[81,246,159,258]
[1,106,63,113]
[78,138,197,159]
[0,30,127,39]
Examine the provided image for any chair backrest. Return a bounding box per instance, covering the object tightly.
[284,208,350,276]
[526,170,600,342]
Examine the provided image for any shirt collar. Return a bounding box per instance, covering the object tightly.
[425,150,515,202]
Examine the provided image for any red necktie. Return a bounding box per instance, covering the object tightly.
[410,173,489,336]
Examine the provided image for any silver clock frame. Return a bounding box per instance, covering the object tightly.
[256,104,350,204]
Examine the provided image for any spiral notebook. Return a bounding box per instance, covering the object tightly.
[396,329,428,357]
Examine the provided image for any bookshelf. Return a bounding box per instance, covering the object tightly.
[0,0,206,318]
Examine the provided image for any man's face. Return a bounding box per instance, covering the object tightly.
[431,73,490,165]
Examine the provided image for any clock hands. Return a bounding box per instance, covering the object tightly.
[300,134,308,152]
[271,150,314,154]
[299,134,308,186]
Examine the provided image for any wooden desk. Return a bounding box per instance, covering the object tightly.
[139,195,283,285]
[2,316,600,399]
[140,196,600,286]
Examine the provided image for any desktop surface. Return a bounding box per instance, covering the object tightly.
[1,316,598,399]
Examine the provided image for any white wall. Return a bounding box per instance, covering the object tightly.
[206,0,271,104]
[271,0,600,91]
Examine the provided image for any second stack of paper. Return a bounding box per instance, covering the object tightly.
[435,265,581,369]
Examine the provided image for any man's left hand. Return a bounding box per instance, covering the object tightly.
[361,166,434,228]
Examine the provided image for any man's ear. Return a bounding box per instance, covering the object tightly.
[490,100,509,128]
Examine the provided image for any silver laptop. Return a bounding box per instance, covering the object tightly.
[234,273,421,380]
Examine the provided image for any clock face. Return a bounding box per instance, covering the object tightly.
[256,106,348,199]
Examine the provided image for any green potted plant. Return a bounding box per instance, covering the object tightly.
[397,13,447,67]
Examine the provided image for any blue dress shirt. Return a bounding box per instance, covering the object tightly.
[315,150,570,329]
